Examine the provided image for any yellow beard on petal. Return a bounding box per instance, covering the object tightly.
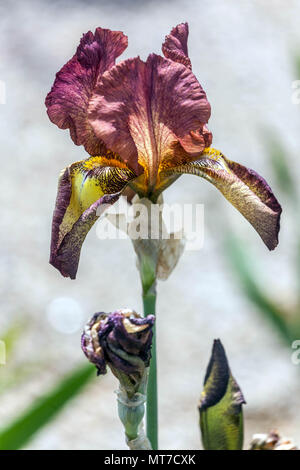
[57,155,137,246]
[82,154,130,171]
[58,165,106,246]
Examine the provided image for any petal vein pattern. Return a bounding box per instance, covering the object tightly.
[89,54,211,190]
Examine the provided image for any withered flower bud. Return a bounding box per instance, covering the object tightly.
[249,431,298,450]
[81,309,155,397]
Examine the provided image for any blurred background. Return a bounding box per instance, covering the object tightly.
[0,0,300,450]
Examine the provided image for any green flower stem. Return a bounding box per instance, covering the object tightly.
[143,284,158,450]
[117,372,151,449]
[132,197,160,450]
[117,390,145,441]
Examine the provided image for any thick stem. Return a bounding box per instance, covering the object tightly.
[143,286,158,450]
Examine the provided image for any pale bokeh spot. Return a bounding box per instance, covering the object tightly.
[46,297,84,335]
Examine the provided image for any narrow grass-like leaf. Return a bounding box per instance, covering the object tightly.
[225,232,295,345]
[0,364,95,450]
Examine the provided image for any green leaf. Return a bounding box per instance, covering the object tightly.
[0,364,95,450]
[1,322,25,359]
[225,232,295,345]
[0,323,29,394]
[199,340,245,450]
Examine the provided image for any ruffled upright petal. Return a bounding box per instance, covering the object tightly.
[161,147,282,250]
[161,23,212,157]
[50,155,136,278]
[162,22,192,69]
[45,27,128,156]
[89,53,211,191]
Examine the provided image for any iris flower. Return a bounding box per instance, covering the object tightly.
[46,23,281,279]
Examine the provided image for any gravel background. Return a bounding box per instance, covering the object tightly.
[0,0,300,449]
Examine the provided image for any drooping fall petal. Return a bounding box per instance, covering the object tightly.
[162,22,192,69]
[50,156,136,279]
[45,27,128,156]
[161,147,282,250]
[89,53,211,190]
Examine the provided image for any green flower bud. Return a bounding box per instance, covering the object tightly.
[199,339,246,450]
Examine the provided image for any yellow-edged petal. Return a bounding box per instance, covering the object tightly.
[161,147,282,250]
[50,155,136,278]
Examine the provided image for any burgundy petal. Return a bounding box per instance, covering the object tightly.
[51,192,121,279]
[162,22,192,69]
[179,126,213,155]
[89,53,211,189]
[161,147,282,250]
[45,27,128,155]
